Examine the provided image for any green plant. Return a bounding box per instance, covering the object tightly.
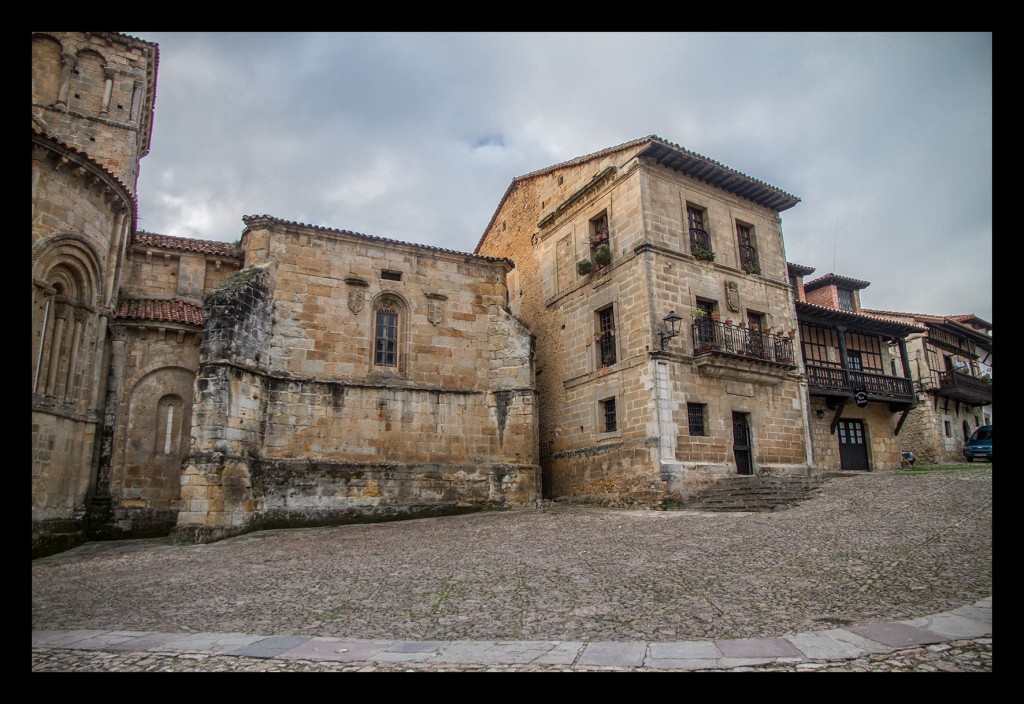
[742,261,761,275]
[593,244,612,267]
[692,246,715,262]
[576,259,593,276]
[690,308,707,319]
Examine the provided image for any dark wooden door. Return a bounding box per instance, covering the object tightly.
[838,419,869,471]
[733,412,753,475]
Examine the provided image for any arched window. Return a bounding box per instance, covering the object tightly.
[32,238,101,404]
[156,395,185,455]
[375,302,399,367]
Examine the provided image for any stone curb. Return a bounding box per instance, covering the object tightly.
[32,597,991,671]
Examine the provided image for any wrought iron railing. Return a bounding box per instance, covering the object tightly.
[738,244,760,273]
[689,227,712,254]
[806,363,914,400]
[691,320,795,365]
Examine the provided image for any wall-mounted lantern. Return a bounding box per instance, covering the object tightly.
[660,310,683,350]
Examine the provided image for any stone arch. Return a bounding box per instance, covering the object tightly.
[31,34,63,106]
[32,236,102,400]
[33,233,105,302]
[116,366,197,512]
[369,291,410,376]
[70,49,105,115]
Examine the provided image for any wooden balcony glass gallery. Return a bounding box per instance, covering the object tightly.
[691,319,796,365]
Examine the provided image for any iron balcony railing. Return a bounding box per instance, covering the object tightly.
[806,363,914,401]
[689,227,712,254]
[691,320,796,365]
[738,244,760,273]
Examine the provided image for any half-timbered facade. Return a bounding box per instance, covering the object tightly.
[861,308,993,463]
[791,268,924,471]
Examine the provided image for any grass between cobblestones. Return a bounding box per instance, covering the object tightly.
[895,463,992,474]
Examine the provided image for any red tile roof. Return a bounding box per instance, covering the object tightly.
[803,273,871,292]
[796,301,926,333]
[115,297,204,326]
[133,231,242,257]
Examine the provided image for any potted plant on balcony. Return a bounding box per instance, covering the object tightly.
[690,309,707,321]
[692,246,715,262]
[742,261,761,275]
[577,259,593,276]
[593,244,612,269]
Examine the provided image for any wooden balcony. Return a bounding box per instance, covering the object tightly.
[937,370,992,406]
[692,320,796,366]
[806,363,914,405]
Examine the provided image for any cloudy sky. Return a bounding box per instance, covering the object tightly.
[124,32,992,323]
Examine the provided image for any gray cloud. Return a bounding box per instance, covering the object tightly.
[128,31,992,322]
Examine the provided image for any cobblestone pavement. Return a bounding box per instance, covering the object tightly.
[32,467,992,672]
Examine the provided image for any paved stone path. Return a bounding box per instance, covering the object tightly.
[32,467,992,672]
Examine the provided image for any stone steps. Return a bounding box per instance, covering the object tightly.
[684,476,828,512]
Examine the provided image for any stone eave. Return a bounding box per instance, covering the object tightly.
[243,214,515,270]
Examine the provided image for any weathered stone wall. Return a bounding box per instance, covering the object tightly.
[32,32,156,193]
[173,225,538,543]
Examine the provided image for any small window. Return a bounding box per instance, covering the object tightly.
[944,420,952,437]
[374,306,398,366]
[687,403,707,436]
[687,205,713,259]
[601,397,617,433]
[381,270,402,281]
[736,222,759,274]
[597,305,617,367]
[847,351,863,371]
[837,288,854,312]
[589,211,611,270]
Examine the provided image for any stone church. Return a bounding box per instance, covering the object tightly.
[32,32,538,556]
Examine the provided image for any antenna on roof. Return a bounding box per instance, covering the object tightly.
[832,216,838,272]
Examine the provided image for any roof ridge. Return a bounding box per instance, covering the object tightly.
[242,214,513,266]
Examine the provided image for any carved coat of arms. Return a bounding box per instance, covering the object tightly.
[348,289,364,314]
[725,280,740,313]
[427,299,443,326]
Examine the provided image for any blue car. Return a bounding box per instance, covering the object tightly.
[962,425,992,462]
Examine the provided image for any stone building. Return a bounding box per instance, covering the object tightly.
[32,32,538,556]
[859,308,993,464]
[475,137,814,504]
[93,233,243,540]
[171,215,538,544]
[32,32,159,555]
[790,267,925,471]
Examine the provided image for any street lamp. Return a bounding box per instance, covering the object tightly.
[660,310,683,350]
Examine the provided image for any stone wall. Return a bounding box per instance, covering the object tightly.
[32,32,156,193]
[173,222,538,543]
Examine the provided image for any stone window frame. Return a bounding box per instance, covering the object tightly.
[588,210,611,271]
[686,203,713,258]
[370,292,409,375]
[596,304,618,369]
[687,402,707,437]
[735,219,760,274]
[600,396,618,433]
